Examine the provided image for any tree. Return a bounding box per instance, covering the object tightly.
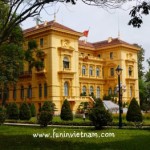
[19,102,31,120]
[41,101,55,114]
[0,0,77,45]
[24,40,44,72]
[29,103,36,117]
[38,101,55,127]
[77,101,91,114]
[128,1,150,28]
[60,99,73,121]
[0,3,24,106]
[139,79,147,107]
[145,59,150,102]
[6,102,19,120]
[89,99,112,129]
[141,102,150,113]
[133,44,145,79]
[38,111,52,127]
[126,98,143,122]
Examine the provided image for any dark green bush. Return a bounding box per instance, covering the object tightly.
[29,103,36,117]
[19,102,31,120]
[6,102,19,120]
[126,97,143,122]
[38,111,52,127]
[89,99,113,129]
[0,107,6,125]
[41,101,55,114]
[60,99,73,121]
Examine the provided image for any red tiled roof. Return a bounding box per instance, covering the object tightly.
[24,20,81,35]
[93,38,135,48]
[78,40,95,49]
[79,38,136,50]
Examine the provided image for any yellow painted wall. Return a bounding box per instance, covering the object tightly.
[4,22,140,114]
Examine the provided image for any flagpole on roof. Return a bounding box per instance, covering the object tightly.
[86,26,90,43]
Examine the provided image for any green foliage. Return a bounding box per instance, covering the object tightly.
[41,101,55,114]
[24,40,45,72]
[77,101,91,114]
[19,102,31,120]
[89,99,113,129]
[103,94,111,100]
[139,79,147,107]
[134,44,145,79]
[38,111,53,127]
[60,99,73,121]
[141,102,150,113]
[38,101,55,127]
[6,102,19,120]
[29,103,36,117]
[126,98,143,122]
[0,107,6,125]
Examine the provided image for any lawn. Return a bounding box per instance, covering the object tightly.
[0,126,150,150]
[5,113,150,126]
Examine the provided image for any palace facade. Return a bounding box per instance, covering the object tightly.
[5,20,140,114]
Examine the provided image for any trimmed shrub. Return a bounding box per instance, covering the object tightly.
[60,99,73,121]
[0,107,6,125]
[29,103,36,117]
[6,102,19,120]
[19,102,31,120]
[38,111,52,127]
[38,101,55,127]
[41,101,55,114]
[89,99,113,129]
[126,97,143,122]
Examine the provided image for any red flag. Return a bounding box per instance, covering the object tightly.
[83,30,89,37]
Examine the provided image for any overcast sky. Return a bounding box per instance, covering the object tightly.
[22,1,150,71]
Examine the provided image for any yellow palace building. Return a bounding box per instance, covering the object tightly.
[6,20,140,114]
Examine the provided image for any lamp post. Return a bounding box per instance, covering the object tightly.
[116,65,123,129]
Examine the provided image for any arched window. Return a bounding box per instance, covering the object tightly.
[129,67,132,77]
[27,85,32,98]
[44,83,48,97]
[64,82,69,96]
[110,68,114,76]
[96,68,100,77]
[20,86,24,99]
[82,86,86,93]
[108,87,112,95]
[96,87,100,98]
[13,85,17,100]
[63,57,69,69]
[82,65,86,75]
[89,66,93,76]
[39,84,42,98]
[110,52,113,59]
[90,86,94,95]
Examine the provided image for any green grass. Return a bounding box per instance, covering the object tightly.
[5,113,150,126]
[0,126,150,150]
